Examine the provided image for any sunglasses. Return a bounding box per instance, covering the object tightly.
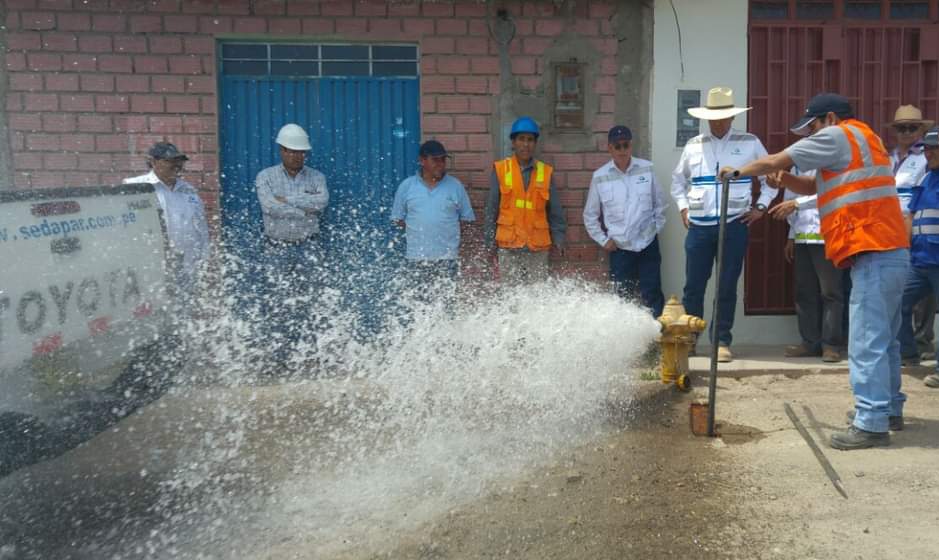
[610,142,631,151]
[894,124,921,134]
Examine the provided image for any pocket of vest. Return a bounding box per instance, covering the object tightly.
[688,188,706,211]
[497,213,514,225]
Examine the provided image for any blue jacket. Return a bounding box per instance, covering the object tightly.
[909,169,939,267]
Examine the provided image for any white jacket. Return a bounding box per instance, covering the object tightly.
[583,157,667,252]
[123,171,209,285]
[892,148,928,214]
[671,129,777,226]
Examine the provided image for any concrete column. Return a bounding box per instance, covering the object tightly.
[0,1,14,190]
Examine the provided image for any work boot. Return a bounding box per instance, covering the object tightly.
[830,425,890,450]
[846,410,903,431]
[924,374,939,388]
[785,343,821,358]
[821,346,842,362]
[717,346,733,363]
[902,354,921,367]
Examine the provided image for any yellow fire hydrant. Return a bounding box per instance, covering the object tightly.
[657,296,706,392]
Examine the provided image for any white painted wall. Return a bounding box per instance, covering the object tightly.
[650,0,799,346]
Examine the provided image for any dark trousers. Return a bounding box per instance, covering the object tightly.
[912,294,937,353]
[682,221,749,347]
[899,266,939,360]
[793,243,844,350]
[609,236,665,317]
[403,259,459,310]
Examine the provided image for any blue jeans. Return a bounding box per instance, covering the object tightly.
[609,236,665,317]
[849,249,909,433]
[682,221,749,347]
[260,238,321,363]
[898,265,939,363]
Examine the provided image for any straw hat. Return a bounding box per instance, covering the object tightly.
[688,87,751,121]
[888,105,934,128]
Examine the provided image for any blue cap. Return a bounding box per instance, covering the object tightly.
[148,142,188,160]
[790,93,854,133]
[608,126,632,143]
[419,140,448,157]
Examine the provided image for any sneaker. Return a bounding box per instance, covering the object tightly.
[821,346,842,362]
[925,374,939,388]
[830,425,890,450]
[785,343,821,358]
[717,346,733,363]
[846,410,903,431]
[920,350,936,361]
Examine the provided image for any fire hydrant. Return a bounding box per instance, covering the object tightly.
[657,296,706,392]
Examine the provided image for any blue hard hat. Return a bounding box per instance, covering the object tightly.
[510,116,540,139]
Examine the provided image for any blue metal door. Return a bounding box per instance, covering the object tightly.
[219,74,420,331]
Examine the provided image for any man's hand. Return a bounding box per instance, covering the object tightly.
[769,199,798,221]
[766,170,786,189]
[680,208,690,229]
[717,166,739,182]
[784,239,794,264]
[740,207,766,225]
[602,239,616,252]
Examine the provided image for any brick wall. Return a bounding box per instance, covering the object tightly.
[3,0,627,279]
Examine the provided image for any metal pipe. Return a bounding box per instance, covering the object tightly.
[706,176,731,437]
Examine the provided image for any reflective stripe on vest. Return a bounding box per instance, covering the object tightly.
[912,209,939,236]
[794,232,824,242]
[494,157,553,251]
[815,120,908,268]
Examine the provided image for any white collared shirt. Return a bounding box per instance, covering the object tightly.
[583,157,667,252]
[892,146,928,214]
[123,171,209,284]
[671,128,777,226]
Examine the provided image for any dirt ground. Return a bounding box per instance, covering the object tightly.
[346,366,939,560]
[3,363,938,559]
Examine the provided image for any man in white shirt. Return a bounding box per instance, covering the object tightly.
[253,123,330,369]
[768,169,843,362]
[123,142,209,304]
[584,126,666,316]
[671,87,777,362]
[888,105,935,363]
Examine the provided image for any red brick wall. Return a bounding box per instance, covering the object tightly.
[4,0,623,278]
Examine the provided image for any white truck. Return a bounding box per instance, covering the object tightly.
[0,184,173,476]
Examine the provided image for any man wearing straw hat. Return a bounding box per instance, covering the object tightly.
[888,105,936,364]
[671,87,778,362]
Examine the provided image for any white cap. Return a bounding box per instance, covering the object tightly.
[275,123,312,151]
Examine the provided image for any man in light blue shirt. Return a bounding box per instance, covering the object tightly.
[392,140,475,290]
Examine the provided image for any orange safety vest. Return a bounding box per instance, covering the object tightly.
[494,156,554,251]
[816,119,909,268]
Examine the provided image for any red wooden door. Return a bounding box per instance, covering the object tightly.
[746,0,939,314]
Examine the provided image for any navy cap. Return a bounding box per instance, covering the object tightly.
[790,93,854,134]
[922,126,939,148]
[419,140,448,158]
[608,125,633,143]
[148,142,188,160]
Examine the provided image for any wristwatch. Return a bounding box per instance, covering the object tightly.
[755,203,767,212]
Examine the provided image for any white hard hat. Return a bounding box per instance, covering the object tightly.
[275,123,312,151]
